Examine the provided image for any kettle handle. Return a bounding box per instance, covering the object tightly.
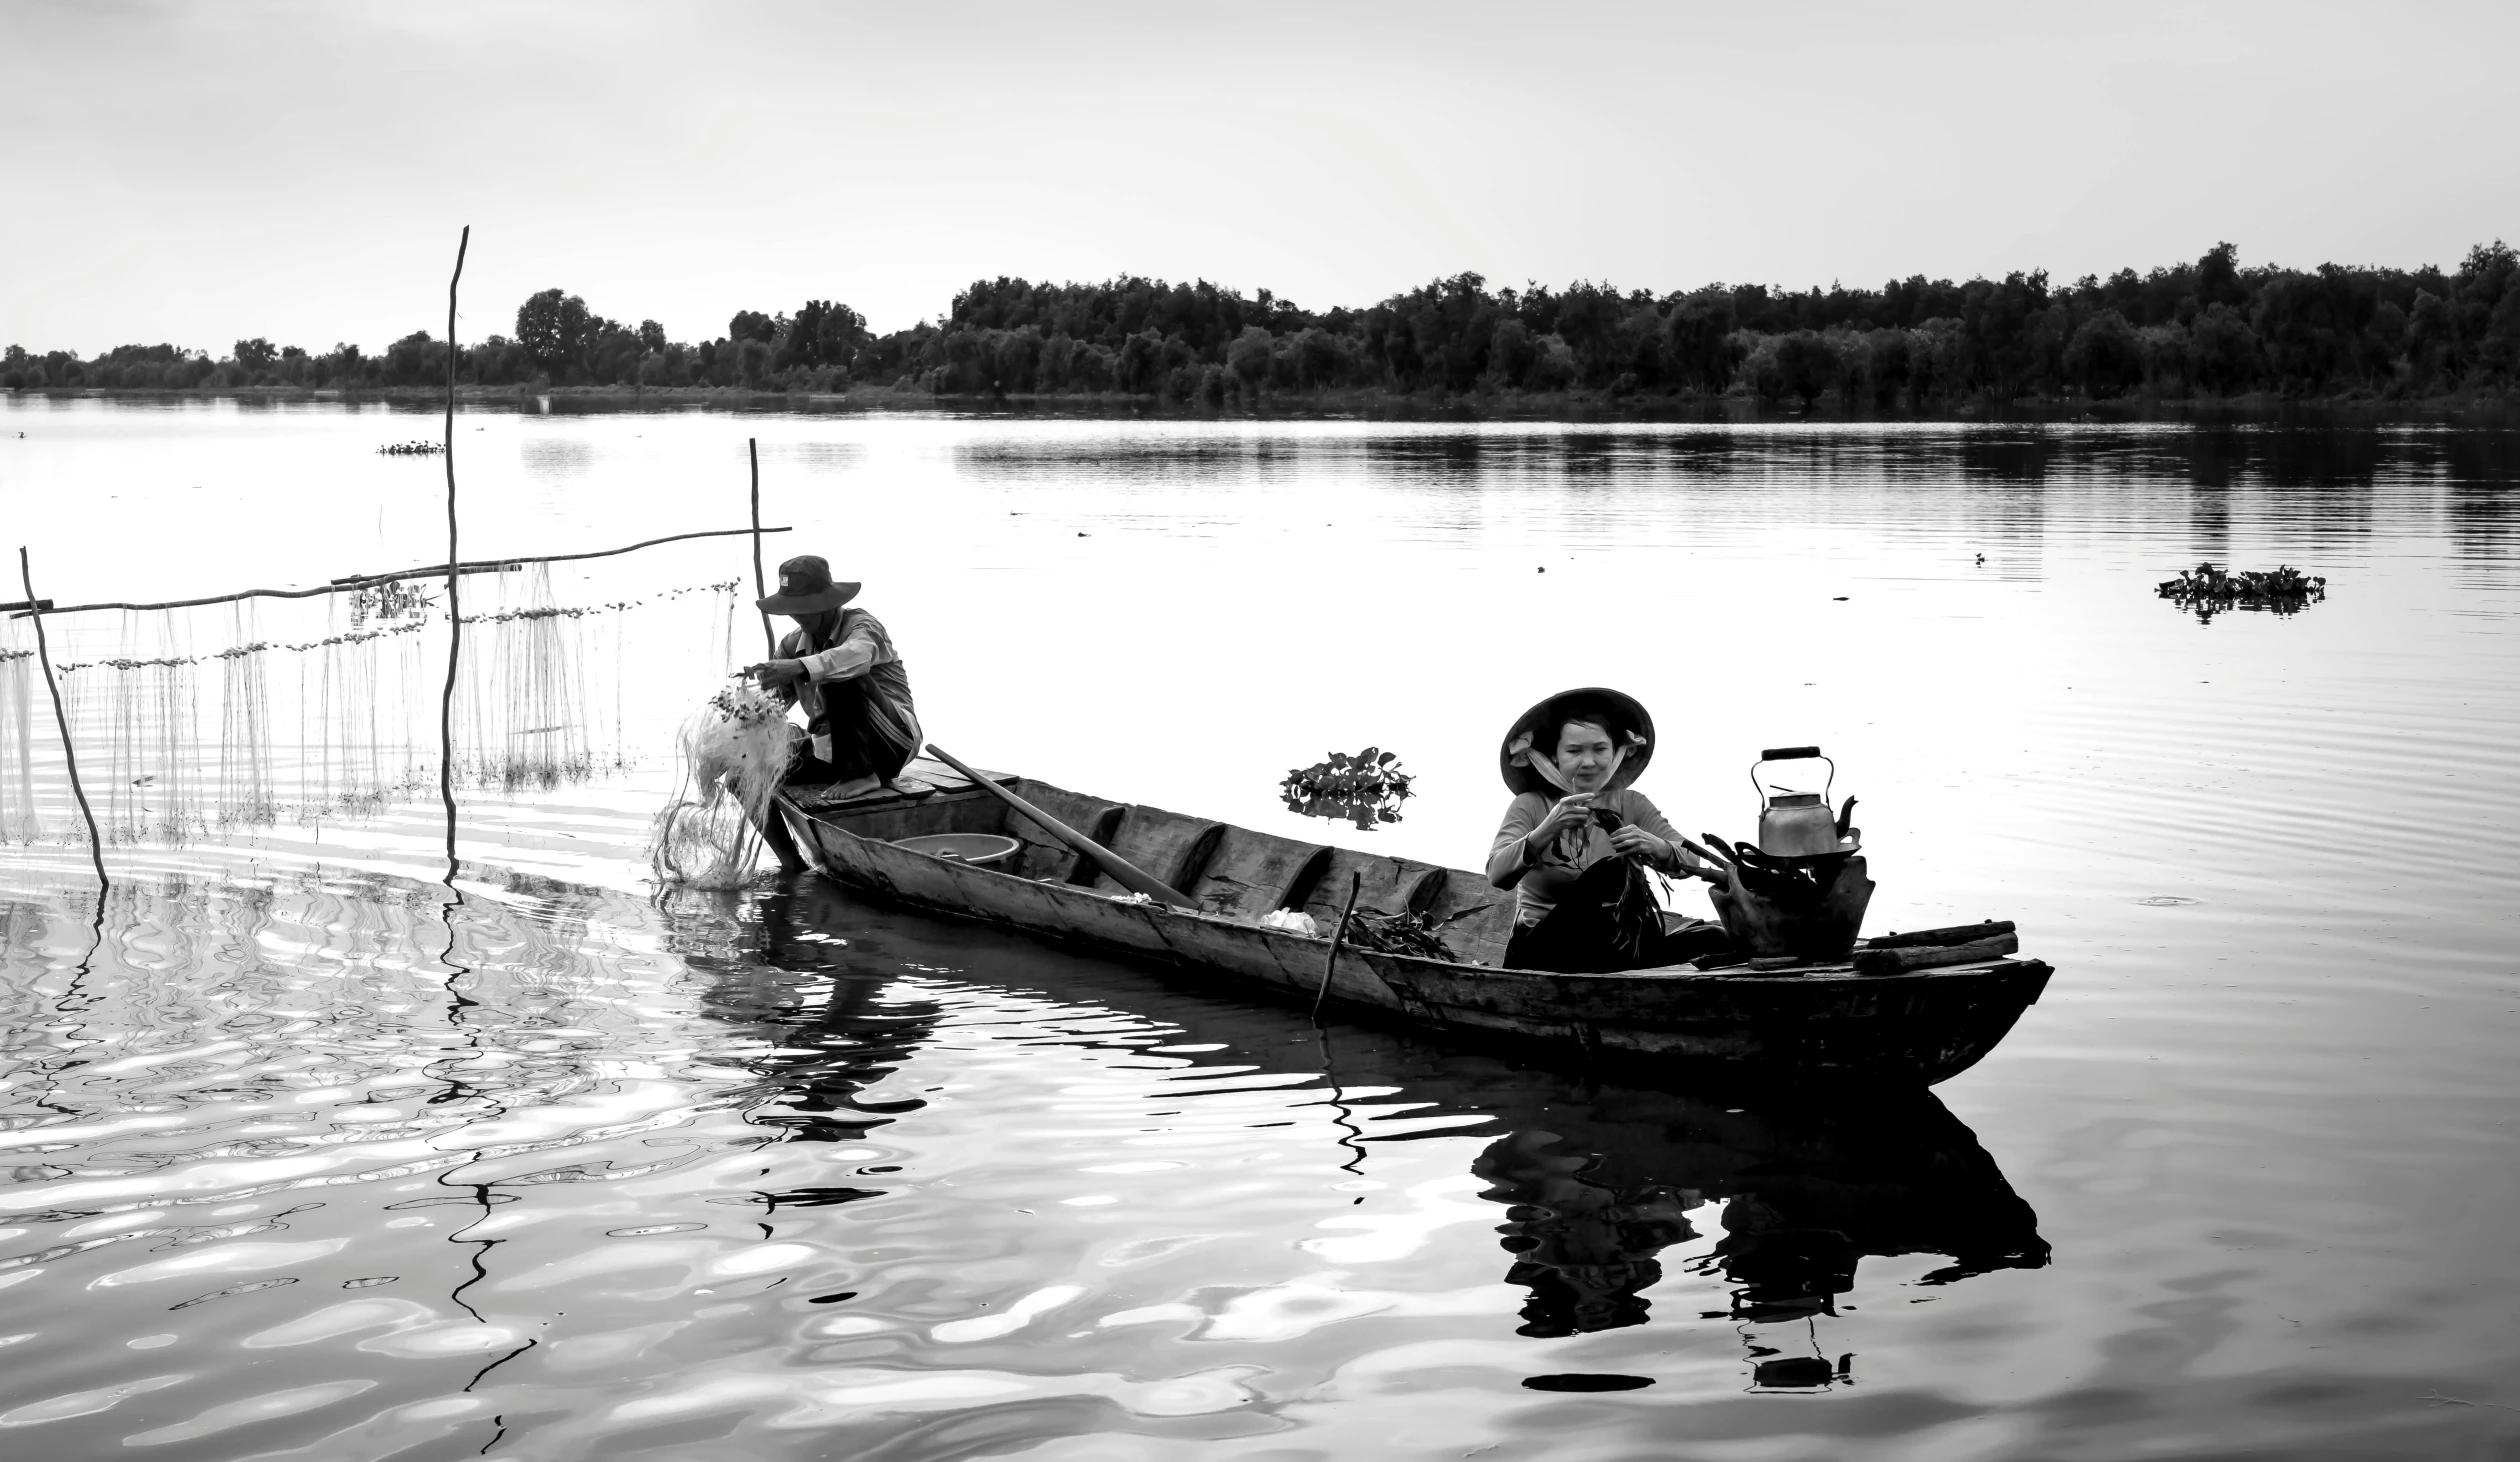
[1750,747,1835,803]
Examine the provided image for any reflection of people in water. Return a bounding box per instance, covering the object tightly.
[1475,1128,1700,1337]
[1472,1090,2049,1352]
[664,876,947,1162]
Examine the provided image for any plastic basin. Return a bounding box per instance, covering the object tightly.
[892,832,1020,866]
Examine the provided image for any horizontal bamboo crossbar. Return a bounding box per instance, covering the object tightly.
[10,526,791,618]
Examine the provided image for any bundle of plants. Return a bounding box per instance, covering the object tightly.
[1281,747,1414,831]
[1338,908,1458,961]
[376,441,445,455]
[2156,561,2327,621]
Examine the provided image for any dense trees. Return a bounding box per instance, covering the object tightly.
[8,242,2520,403]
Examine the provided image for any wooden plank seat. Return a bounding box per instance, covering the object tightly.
[1088,803,1227,902]
[1000,781,1126,884]
[1186,827,1332,920]
[1419,876,1519,968]
[1297,848,1449,929]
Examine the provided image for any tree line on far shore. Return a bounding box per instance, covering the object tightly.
[8,242,2518,407]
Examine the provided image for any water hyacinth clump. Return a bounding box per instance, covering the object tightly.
[2157,562,2328,622]
[1281,747,1414,831]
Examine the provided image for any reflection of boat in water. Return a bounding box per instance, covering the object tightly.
[773,760,2053,1086]
[705,875,2050,1388]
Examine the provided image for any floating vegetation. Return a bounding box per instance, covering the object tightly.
[376,441,445,455]
[1281,747,1414,831]
[2157,562,2327,622]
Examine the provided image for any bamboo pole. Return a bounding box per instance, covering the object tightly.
[14,526,795,620]
[14,547,107,887]
[439,225,469,876]
[749,438,775,657]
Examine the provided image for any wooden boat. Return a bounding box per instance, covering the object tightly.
[772,758,2054,1087]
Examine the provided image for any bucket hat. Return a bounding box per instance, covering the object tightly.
[756,555,861,615]
[1499,687,1655,796]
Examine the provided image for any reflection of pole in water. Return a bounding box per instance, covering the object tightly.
[1312,1025,1370,1190]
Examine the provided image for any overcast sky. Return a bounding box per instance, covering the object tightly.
[4,0,2513,354]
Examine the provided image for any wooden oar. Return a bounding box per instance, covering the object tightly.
[922,743,1196,907]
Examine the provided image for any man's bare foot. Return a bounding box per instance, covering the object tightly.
[822,774,885,801]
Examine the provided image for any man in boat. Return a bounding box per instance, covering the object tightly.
[1487,687,1730,973]
[741,555,922,869]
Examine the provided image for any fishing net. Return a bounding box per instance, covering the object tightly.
[649,682,793,888]
[2,556,741,846]
[1,620,39,844]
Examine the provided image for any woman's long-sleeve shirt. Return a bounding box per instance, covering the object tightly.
[1486,788,1691,927]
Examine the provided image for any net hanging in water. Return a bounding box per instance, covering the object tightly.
[649,682,793,889]
[1,623,41,843]
[0,567,742,847]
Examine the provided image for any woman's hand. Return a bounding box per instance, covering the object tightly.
[744,659,807,691]
[1527,793,1595,846]
[1606,824,1671,864]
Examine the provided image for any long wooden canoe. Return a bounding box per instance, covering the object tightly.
[772,758,2053,1087]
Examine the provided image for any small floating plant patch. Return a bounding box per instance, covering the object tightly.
[1281,747,1414,830]
[2157,562,2326,622]
[377,440,445,455]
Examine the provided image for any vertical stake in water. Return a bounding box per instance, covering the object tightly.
[438,225,470,880]
[749,437,775,658]
[1312,871,1364,1021]
[14,548,107,889]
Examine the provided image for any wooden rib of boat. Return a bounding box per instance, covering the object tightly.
[772,758,2054,1087]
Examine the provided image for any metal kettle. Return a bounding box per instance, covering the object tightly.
[1752,746,1859,859]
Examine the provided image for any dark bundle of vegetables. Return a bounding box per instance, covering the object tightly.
[1338,908,1457,961]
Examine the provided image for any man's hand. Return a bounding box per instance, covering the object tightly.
[743,659,807,690]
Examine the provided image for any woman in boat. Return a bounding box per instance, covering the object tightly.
[1487,688,1729,973]
[742,555,922,867]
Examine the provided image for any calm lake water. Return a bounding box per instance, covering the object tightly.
[2,396,2517,1460]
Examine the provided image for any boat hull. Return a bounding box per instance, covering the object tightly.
[773,772,2051,1088]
